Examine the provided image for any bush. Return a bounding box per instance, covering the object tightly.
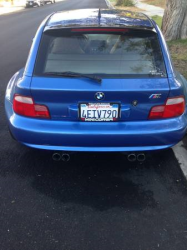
[116,0,135,6]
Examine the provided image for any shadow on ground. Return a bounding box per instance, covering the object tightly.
[1,138,187,212]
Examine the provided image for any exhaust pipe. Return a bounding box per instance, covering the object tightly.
[127,154,136,162]
[137,154,146,162]
[61,153,70,162]
[52,153,62,161]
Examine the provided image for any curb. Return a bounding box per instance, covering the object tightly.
[105,0,115,9]
[173,141,187,180]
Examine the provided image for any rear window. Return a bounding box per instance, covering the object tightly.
[34,29,167,78]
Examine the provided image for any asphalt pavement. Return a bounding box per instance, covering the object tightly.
[0,1,187,250]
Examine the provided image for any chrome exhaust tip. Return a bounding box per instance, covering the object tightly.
[137,154,146,162]
[61,153,70,162]
[52,153,62,161]
[127,154,136,162]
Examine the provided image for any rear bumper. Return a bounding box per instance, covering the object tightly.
[6,99,187,152]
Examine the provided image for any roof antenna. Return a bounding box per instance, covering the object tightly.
[98,9,101,25]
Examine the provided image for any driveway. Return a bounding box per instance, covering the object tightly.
[134,0,164,16]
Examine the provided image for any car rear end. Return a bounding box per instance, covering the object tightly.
[5,12,187,152]
[26,0,40,7]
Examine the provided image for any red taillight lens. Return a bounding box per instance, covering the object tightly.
[163,97,185,118]
[148,105,165,119]
[13,95,50,119]
[149,96,185,119]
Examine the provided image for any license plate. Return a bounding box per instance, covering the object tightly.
[79,103,119,121]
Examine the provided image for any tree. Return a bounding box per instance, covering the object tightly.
[162,0,187,40]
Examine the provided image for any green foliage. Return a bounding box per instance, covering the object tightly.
[151,15,163,29]
[116,0,135,7]
[167,39,187,46]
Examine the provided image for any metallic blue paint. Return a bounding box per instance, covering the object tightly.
[4,9,187,152]
[4,99,187,151]
[30,77,170,121]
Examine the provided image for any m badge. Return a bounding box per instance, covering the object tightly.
[149,94,162,99]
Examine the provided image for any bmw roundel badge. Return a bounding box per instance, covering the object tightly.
[95,92,105,101]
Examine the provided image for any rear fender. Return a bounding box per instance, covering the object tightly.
[175,72,187,96]
[167,75,187,117]
[5,72,32,123]
[14,76,32,101]
[174,73,187,109]
[5,69,31,103]
[5,69,32,103]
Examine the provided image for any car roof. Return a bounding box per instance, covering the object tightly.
[45,9,154,31]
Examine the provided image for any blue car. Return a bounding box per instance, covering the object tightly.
[5,9,187,157]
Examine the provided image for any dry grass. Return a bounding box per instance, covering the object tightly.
[142,0,166,8]
[116,0,135,6]
[168,40,187,78]
[115,5,145,12]
[111,0,145,12]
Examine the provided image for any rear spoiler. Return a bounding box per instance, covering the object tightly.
[44,25,156,33]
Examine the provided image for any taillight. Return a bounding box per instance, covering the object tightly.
[149,96,185,119]
[13,95,50,119]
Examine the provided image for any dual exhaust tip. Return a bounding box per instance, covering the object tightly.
[52,153,70,162]
[52,153,145,162]
[127,153,146,162]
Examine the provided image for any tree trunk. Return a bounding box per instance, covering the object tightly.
[162,0,187,40]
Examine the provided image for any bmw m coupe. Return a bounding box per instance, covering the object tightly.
[5,9,187,153]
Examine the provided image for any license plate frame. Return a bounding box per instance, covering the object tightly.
[79,103,120,122]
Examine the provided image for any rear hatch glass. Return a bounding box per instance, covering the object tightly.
[34,28,166,78]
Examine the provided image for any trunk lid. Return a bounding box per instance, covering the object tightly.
[31,77,169,121]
